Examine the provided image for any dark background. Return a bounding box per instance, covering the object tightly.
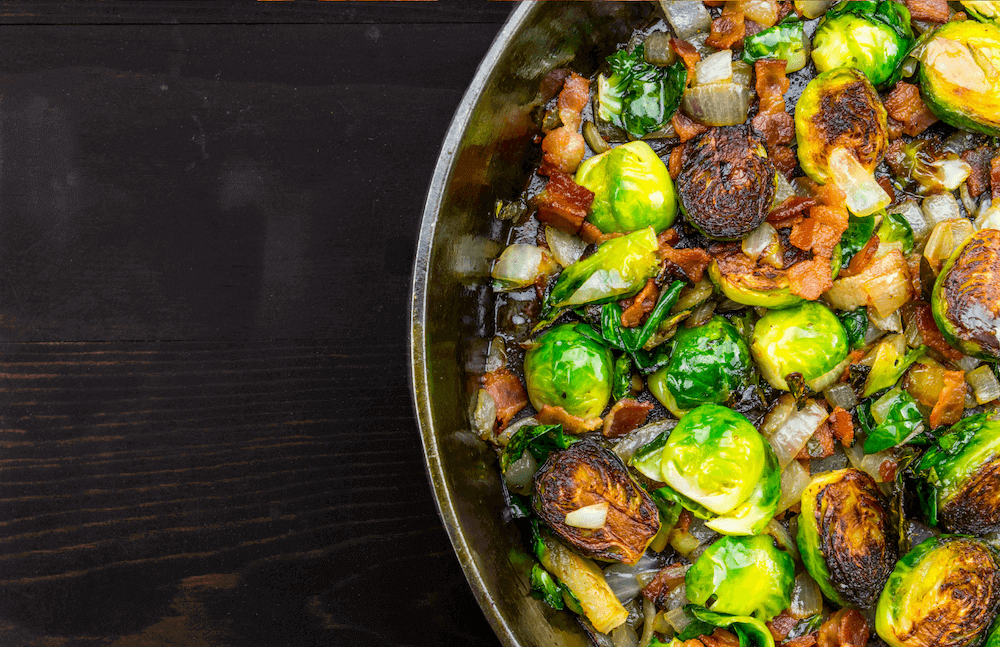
[0,1,513,645]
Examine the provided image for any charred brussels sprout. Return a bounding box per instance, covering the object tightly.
[677,126,776,240]
[647,316,753,417]
[795,68,888,185]
[523,323,613,419]
[915,413,1000,535]
[533,441,660,564]
[575,141,678,234]
[686,534,795,622]
[750,302,850,392]
[811,1,914,88]
[797,469,898,608]
[917,20,1000,136]
[876,535,1000,647]
[932,228,1000,361]
[709,243,843,309]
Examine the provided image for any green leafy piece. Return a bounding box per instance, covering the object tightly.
[742,19,807,70]
[652,484,715,521]
[500,423,576,473]
[963,0,1000,24]
[530,564,565,610]
[686,535,795,622]
[811,0,914,88]
[878,210,914,255]
[749,302,850,392]
[889,140,973,195]
[523,323,614,419]
[863,340,926,398]
[598,44,687,139]
[864,388,925,453]
[838,308,869,350]
[611,354,633,402]
[576,140,678,234]
[839,214,876,266]
[687,606,777,647]
[545,227,660,314]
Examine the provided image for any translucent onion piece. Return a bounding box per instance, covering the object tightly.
[810,446,850,474]
[615,419,677,464]
[968,364,1000,404]
[923,218,975,272]
[845,442,894,483]
[888,200,930,242]
[955,354,982,372]
[660,0,712,39]
[546,226,588,268]
[685,299,717,329]
[640,598,658,647]
[491,244,557,290]
[473,389,497,440]
[742,222,779,261]
[495,416,538,448]
[504,451,537,492]
[789,573,823,619]
[824,383,859,411]
[731,60,753,88]
[738,0,780,27]
[681,83,752,127]
[764,518,801,561]
[664,606,692,634]
[693,50,733,86]
[760,393,796,438]
[777,459,812,512]
[644,31,677,67]
[603,567,643,605]
[612,623,639,647]
[672,278,714,314]
[921,193,962,228]
[772,172,796,210]
[868,307,902,334]
[565,502,610,529]
[767,400,830,469]
[961,182,978,216]
[829,148,891,217]
[485,336,507,373]
[794,0,832,20]
[975,203,1000,231]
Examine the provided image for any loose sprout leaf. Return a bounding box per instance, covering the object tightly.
[500,424,575,473]
[603,45,687,139]
[687,606,776,647]
[839,214,876,266]
[863,343,927,398]
[838,309,869,350]
[863,389,925,453]
[530,564,566,610]
[634,280,685,351]
[612,354,634,402]
[652,485,716,521]
[878,209,914,254]
[742,20,805,66]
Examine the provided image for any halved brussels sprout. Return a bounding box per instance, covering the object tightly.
[917,20,1000,136]
[523,323,614,419]
[876,535,1000,647]
[797,468,898,608]
[931,228,1000,361]
[708,243,843,309]
[677,125,776,240]
[811,0,914,88]
[915,412,1000,535]
[575,141,678,234]
[795,68,888,185]
[646,316,753,417]
[750,302,850,391]
[686,534,795,622]
[545,227,660,312]
[533,441,660,564]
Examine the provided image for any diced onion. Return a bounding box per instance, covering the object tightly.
[759,393,796,437]
[644,31,677,67]
[685,299,717,329]
[975,203,1000,231]
[681,83,752,127]
[923,218,975,272]
[829,148,891,217]
[612,623,639,647]
[968,365,1000,404]
[504,451,537,492]
[863,265,912,319]
[742,222,779,261]
[790,573,823,619]
[472,389,497,440]
[615,419,677,463]
[546,226,588,268]
[664,606,692,634]
[828,251,911,318]
[566,502,610,529]
[640,599,658,647]
[766,400,829,469]
[731,60,753,88]
[845,442,894,483]
[491,244,557,290]
[737,0,780,27]
[811,446,850,474]
[660,0,712,39]
[961,183,978,216]
[772,172,796,210]
[921,193,962,228]
[824,383,859,411]
[955,354,982,372]
[777,459,811,512]
[888,200,930,242]
[495,416,538,447]
[693,50,733,86]
[794,0,832,19]
[868,307,902,334]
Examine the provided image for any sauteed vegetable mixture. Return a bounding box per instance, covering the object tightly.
[475,2,1000,646]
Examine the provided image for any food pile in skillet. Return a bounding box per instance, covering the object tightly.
[474,2,1000,646]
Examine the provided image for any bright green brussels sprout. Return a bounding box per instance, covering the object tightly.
[962,1,1000,24]
[915,412,1000,535]
[932,228,1000,361]
[876,535,1000,647]
[988,622,1000,647]
[917,20,1000,136]
[545,227,660,312]
[646,316,753,417]
[797,468,898,608]
[686,534,795,622]
[708,243,843,309]
[523,323,613,419]
[575,141,677,234]
[811,1,914,88]
[749,302,850,391]
[795,67,888,185]
[742,19,809,72]
[704,440,780,536]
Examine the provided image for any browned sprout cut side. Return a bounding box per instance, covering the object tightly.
[677,125,776,240]
[532,441,660,565]
[932,228,1000,361]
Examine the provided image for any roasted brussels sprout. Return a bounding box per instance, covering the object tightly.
[575,141,678,234]
[915,412,1000,535]
[545,227,660,312]
[523,323,614,419]
[917,20,1000,136]
[708,243,843,309]
[686,534,795,622]
[811,1,914,88]
[795,68,888,185]
[749,302,850,391]
[646,316,753,417]
[876,535,1000,647]
[677,125,776,240]
[962,1,1000,24]
[534,441,660,564]
[932,228,1000,361]
[797,469,898,608]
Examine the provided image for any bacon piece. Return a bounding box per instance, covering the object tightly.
[541,126,586,174]
[481,368,528,430]
[839,235,879,278]
[884,82,938,137]
[818,609,869,647]
[914,303,964,361]
[755,59,791,115]
[578,222,622,246]
[672,112,708,143]
[660,244,712,283]
[785,636,818,647]
[669,144,684,179]
[788,255,834,300]
[886,116,905,141]
[535,404,603,434]
[602,398,655,439]
[880,458,899,482]
[992,155,1000,203]
[907,251,922,296]
[557,72,590,131]
[814,183,846,207]
[829,407,855,447]
[700,630,741,647]
[905,0,950,23]
[621,279,659,328]
[671,37,701,76]
[706,7,746,49]
[642,563,688,608]
[534,171,594,235]
[658,228,680,247]
[930,370,967,429]
[796,421,835,459]
[770,145,798,179]
[768,612,799,642]
[768,196,816,227]
[962,146,993,198]
[752,111,795,149]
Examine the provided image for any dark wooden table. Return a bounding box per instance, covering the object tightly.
[0,2,512,645]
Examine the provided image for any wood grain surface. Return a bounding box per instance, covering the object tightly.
[0,2,511,645]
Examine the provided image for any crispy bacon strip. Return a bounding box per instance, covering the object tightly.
[660,244,712,283]
[930,370,967,429]
[755,59,791,115]
[796,421,835,459]
[668,144,685,179]
[905,0,950,23]
[818,609,869,647]
[768,196,816,228]
[753,112,795,150]
[829,407,855,447]
[768,612,799,642]
[602,398,655,439]
[671,37,701,77]
[706,6,746,49]
[699,630,741,647]
[787,255,834,301]
[578,221,622,246]
[884,82,938,137]
[534,171,594,235]
[535,404,603,434]
[785,636,819,647]
[672,112,708,143]
[621,279,659,328]
[914,303,964,361]
[962,146,993,198]
[886,115,905,141]
[557,72,590,131]
[642,563,688,609]
[481,368,528,430]
[770,145,798,179]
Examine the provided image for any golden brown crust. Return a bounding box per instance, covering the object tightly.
[941,229,1000,359]
[939,457,1000,535]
